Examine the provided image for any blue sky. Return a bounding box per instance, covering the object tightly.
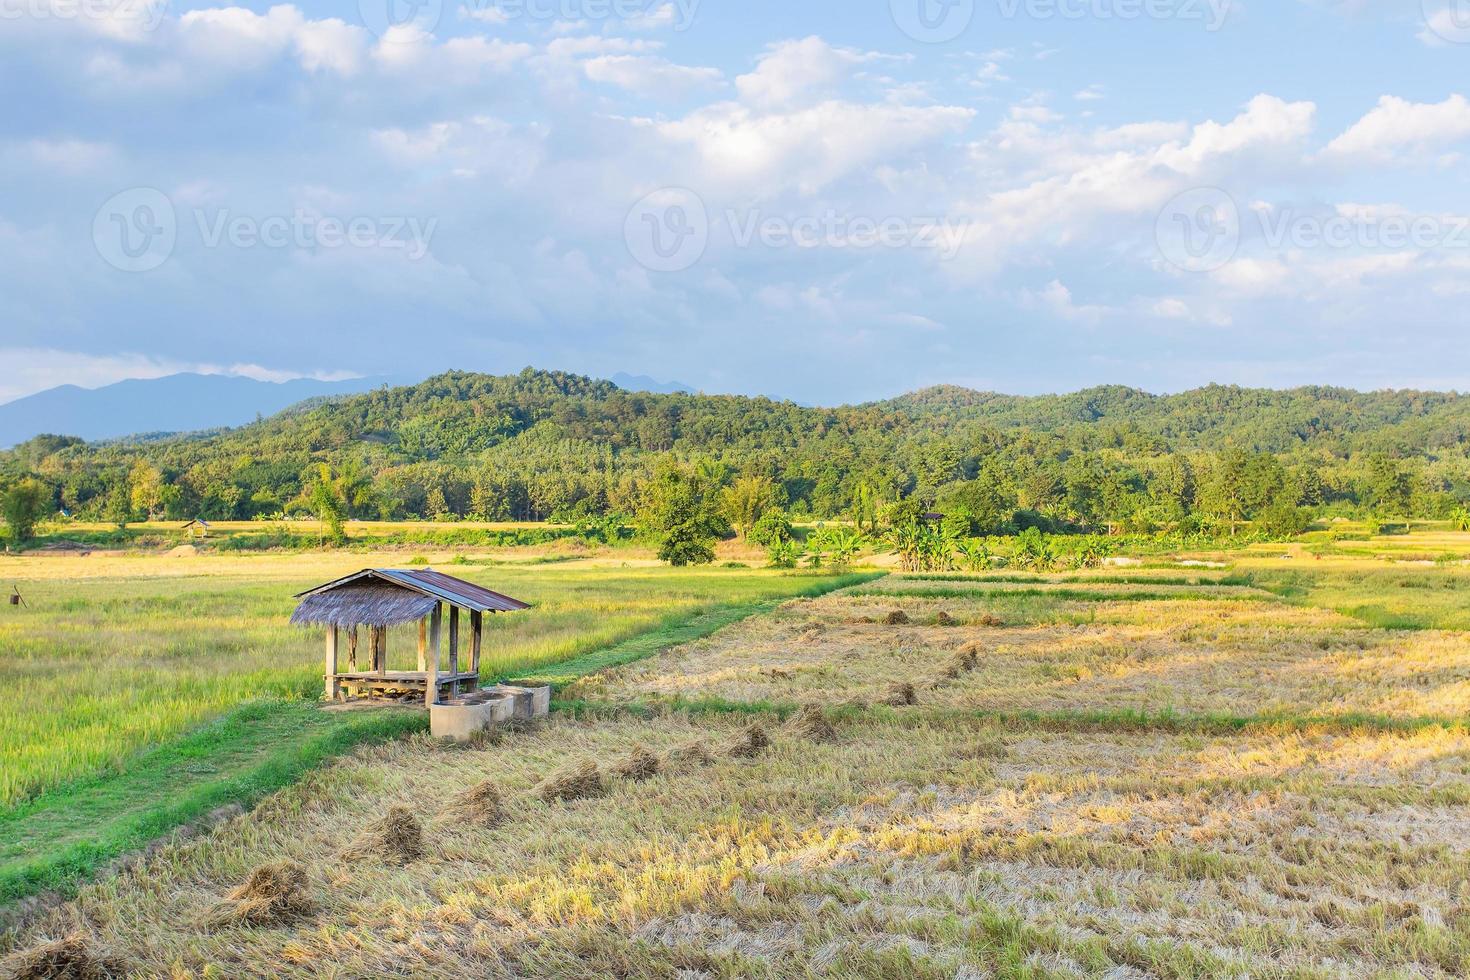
[2,0,1469,405]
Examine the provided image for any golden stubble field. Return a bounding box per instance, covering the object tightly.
[7,563,1470,978]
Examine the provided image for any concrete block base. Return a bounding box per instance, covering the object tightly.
[487,685,552,720]
[430,693,516,742]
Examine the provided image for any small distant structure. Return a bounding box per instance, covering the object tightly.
[291,569,531,706]
[182,518,212,539]
[921,512,945,525]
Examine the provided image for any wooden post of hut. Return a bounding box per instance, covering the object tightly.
[290,569,530,706]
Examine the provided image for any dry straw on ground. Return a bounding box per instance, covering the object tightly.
[883,681,919,706]
[934,611,957,626]
[538,759,605,802]
[205,860,313,929]
[786,704,837,742]
[441,780,505,827]
[662,740,714,771]
[882,610,910,626]
[941,645,980,679]
[1,935,123,980]
[341,805,426,864]
[726,723,771,759]
[613,746,661,782]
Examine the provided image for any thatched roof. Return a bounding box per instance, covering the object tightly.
[290,569,531,629]
[291,580,438,629]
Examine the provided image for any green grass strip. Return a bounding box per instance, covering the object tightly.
[0,700,425,908]
[854,586,1273,603]
[553,696,1468,737]
[898,573,1250,587]
[510,571,884,689]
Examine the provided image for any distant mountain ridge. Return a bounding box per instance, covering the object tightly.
[0,373,396,448]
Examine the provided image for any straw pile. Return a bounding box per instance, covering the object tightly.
[613,746,661,782]
[883,682,919,707]
[538,760,605,803]
[442,780,505,827]
[1,935,124,980]
[786,704,837,742]
[726,724,771,759]
[206,861,313,928]
[342,805,426,864]
[663,741,714,772]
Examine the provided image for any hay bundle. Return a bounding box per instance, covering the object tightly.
[941,646,980,679]
[883,682,919,707]
[342,805,425,864]
[786,704,836,743]
[934,611,957,626]
[663,740,714,772]
[725,723,771,759]
[976,613,1004,628]
[443,780,505,827]
[206,861,313,928]
[1,935,123,980]
[883,610,910,626]
[538,760,605,803]
[613,746,661,782]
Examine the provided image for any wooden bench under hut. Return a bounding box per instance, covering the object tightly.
[292,569,531,706]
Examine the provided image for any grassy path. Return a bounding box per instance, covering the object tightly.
[558,695,1470,737]
[0,570,881,910]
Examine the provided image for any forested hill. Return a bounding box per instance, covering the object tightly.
[4,368,1469,531]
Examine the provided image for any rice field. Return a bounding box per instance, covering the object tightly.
[5,547,1470,976]
[0,551,858,807]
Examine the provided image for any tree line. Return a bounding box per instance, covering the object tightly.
[3,368,1469,546]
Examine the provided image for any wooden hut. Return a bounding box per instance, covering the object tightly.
[291,569,531,706]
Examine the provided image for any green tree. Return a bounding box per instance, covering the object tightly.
[128,461,165,521]
[308,464,347,546]
[721,475,779,539]
[2,479,50,545]
[639,464,724,566]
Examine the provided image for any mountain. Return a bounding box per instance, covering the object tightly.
[6,368,1470,529]
[0,373,402,448]
[609,373,693,395]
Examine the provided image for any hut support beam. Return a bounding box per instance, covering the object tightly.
[417,618,427,672]
[470,611,483,683]
[448,607,460,692]
[324,626,340,701]
[347,626,358,672]
[426,602,442,706]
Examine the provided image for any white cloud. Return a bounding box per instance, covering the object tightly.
[582,55,722,97]
[1325,94,1470,161]
[734,36,884,109]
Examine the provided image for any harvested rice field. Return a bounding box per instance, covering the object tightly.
[579,580,1470,721]
[6,567,1470,978]
[10,715,1470,977]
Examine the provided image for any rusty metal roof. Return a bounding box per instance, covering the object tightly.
[294,569,532,614]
